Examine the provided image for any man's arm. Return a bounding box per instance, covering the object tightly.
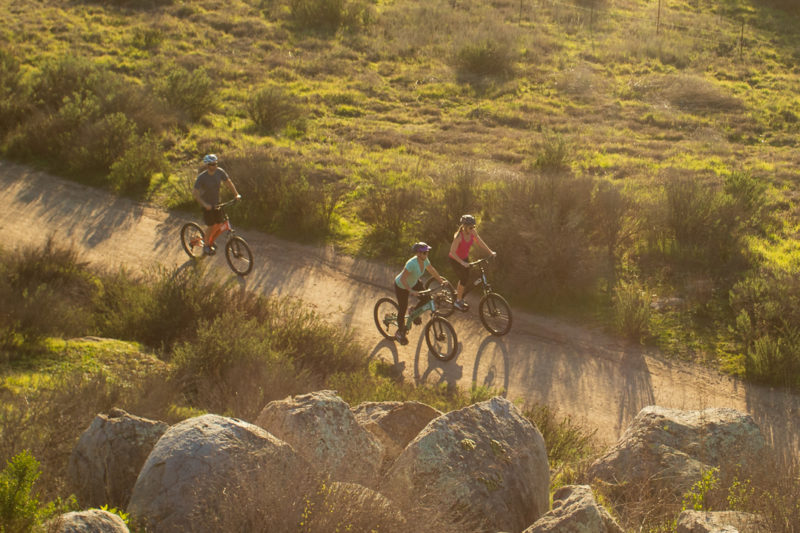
[224,178,241,198]
[193,187,211,210]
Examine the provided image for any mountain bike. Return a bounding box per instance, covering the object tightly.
[180,198,254,276]
[425,256,512,336]
[373,285,459,361]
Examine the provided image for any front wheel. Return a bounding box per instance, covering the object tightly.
[479,293,512,336]
[180,223,205,258]
[225,236,253,276]
[424,317,458,361]
[374,298,400,339]
[424,278,455,317]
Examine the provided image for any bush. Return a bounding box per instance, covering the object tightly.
[0,451,59,532]
[108,131,167,194]
[454,37,515,80]
[245,85,302,134]
[419,163,483,252]
[288,0,372,33]
[160,66,216,122]
[612,279,652,341]
[224,149,345,239]
[358,176,423,259]
[0,239,97,350]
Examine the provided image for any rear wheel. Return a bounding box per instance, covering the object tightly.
[424,278,455,317]
[424,317,458,361]
[225,236,253,275]
[479,293,512,336]
[374,298,401,339]
[180,223,205,258]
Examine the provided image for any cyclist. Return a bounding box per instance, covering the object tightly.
[394,242,448,346]
[448,214,496,311]
[192,154,241,255]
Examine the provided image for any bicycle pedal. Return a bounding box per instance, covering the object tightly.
[413,317,422,325]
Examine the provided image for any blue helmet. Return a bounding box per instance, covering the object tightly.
[412,242,432,253]
[203,154,218,164]
[460,214,476,226]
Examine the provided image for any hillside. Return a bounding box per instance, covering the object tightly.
[1,2,799,386]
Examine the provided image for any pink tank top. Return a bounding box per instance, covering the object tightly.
[455,231,474,260]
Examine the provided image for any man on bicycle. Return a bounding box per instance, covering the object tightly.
[192,154,241,255]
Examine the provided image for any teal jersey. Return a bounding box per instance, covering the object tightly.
[395,256,430,289]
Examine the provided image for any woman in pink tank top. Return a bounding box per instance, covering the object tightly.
[447,214,496,310]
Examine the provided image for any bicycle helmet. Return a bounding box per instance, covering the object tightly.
[460,214,476,227]
[412,242,432,253]
[203,154,218,164]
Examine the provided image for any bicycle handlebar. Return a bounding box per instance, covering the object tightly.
[213,197,241,209]
[468,255,495,268]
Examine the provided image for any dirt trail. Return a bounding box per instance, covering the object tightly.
[2,161,799,463]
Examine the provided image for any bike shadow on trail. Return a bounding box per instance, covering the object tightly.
[367,340,406,378]
[471,335,510,397]
[411,335,464,390]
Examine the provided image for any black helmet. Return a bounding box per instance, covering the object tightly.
[460,214,476,226]
[412,242,432,253]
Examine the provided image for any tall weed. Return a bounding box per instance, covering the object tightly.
[612,279,652,342]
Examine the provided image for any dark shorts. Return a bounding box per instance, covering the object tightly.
[202,208,225,226]
[449,256,470,286]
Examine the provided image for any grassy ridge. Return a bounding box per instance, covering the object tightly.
[1,1,799,384]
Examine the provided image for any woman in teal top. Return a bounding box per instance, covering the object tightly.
[393,242,448,345]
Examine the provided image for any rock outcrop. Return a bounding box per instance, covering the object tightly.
[383,396,549,533]
[255,390,384,486]
[127,414,314,533]
[352,400,442,469]
[588,406,765,496]
[67,408,168,508]
[48,509,129,533]
[523,485,623,533]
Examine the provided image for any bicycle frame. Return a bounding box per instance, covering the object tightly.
[403,290,440,330]
[206,217,233,247]
[461,259,494,299]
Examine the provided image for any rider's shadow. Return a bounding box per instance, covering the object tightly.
[413,334,463,389]
[471,335,510,397]
[367,340,405,378]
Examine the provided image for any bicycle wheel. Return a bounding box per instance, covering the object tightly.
[181,223,205,258]
[225,236,253,276]
[374,298,400,339]
[424,278,455,318]
[424,316,458,361]
[479,293,512,336]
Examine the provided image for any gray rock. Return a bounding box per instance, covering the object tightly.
[255,390,384,486]
[67,408,168,508]
[48,509,129,533]
[677,510,770,533]
[383,396,549,533]
[127,414,314,532]
[588,406,766,495]
[353,401,442,469]
[523,485,623,533]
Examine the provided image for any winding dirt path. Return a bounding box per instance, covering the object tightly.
[2,160,798,463]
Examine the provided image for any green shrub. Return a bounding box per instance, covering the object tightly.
[288,0,374,33]
[358,176,423,259]
[108,132,167,194]
[419,163,483,252]
[454,37,515,80]
[245,86,302,134]
[0,450,68,532]
[160,66,216,122]
[224,149,344,239]
[611,279,652,342]
[0,240,97,350]
[0,46,26,135]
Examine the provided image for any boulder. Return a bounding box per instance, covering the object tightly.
[47,509,129,533]
[255,390,384,486]
[383,396,549,533]
[523,485,623,533]
[588,406,765,495]
[127,414,314,532]
[352,401,442,468]
[677,510,770,533]
[67,408,168,508]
